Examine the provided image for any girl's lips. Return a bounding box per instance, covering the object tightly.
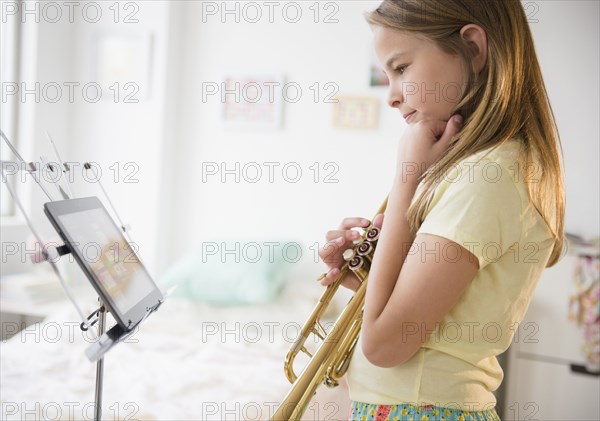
[404,111,416,122]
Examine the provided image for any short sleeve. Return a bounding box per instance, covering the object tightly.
[416,159,522,270]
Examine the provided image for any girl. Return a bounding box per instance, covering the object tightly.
[318,1,566,420]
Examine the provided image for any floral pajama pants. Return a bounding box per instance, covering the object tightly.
[348,402,501,421]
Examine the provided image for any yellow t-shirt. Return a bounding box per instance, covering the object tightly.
[346,137,556,411]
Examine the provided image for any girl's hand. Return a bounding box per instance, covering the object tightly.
[318,214,385,291]
[398,114,464,180]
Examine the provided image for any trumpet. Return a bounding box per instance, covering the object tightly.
[270,197,388,421]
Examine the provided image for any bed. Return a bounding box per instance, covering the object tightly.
[0,256,353,421]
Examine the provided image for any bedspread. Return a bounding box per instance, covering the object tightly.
[0,276,352,421]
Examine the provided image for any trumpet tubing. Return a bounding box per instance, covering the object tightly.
[270,197,388,421]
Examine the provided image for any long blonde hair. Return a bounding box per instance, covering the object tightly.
[365,0,566,267]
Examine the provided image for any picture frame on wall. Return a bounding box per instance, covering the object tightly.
[331,95,380,130]
[220,74,285,131]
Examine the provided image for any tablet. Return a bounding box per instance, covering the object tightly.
[44,196,164,331]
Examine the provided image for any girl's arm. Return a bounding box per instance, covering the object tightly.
[361,171,479,368]
[362,116,479,368]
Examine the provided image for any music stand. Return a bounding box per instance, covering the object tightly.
[1,130,168,421]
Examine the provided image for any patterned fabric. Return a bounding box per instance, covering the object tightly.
[348,402,501,421]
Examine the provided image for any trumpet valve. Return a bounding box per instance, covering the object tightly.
[366,226,381,243]
[348,255,370,282]
[343,248,355,262]
[356,241,374,257]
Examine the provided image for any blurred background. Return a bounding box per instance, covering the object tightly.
[1,1,598,420]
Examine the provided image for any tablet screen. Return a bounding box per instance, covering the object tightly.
[44,197,162,329]
[58,208,155,314]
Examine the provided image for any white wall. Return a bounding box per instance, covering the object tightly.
[168,1,402,274]
[65,2,171,278]
[530,1,599,239]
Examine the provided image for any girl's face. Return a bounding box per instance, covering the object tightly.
[373,26,468,125]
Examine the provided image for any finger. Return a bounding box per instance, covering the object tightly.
[338,217,371,230]
[437,114,463,147]
[319,236,352,264]
[373,213,384,229]
[320,233,363,264]
[347,274,362,292]
[319,240,340,263]
[325,229,362,242]
[319,236,347,255]
[320,270,362,293]
[319,267,340,286]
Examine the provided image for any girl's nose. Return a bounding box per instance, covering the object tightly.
[387,87,403,109]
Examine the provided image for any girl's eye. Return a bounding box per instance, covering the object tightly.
[395,65,408,74]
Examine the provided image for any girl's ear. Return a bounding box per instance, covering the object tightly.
[459,24,488,74]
